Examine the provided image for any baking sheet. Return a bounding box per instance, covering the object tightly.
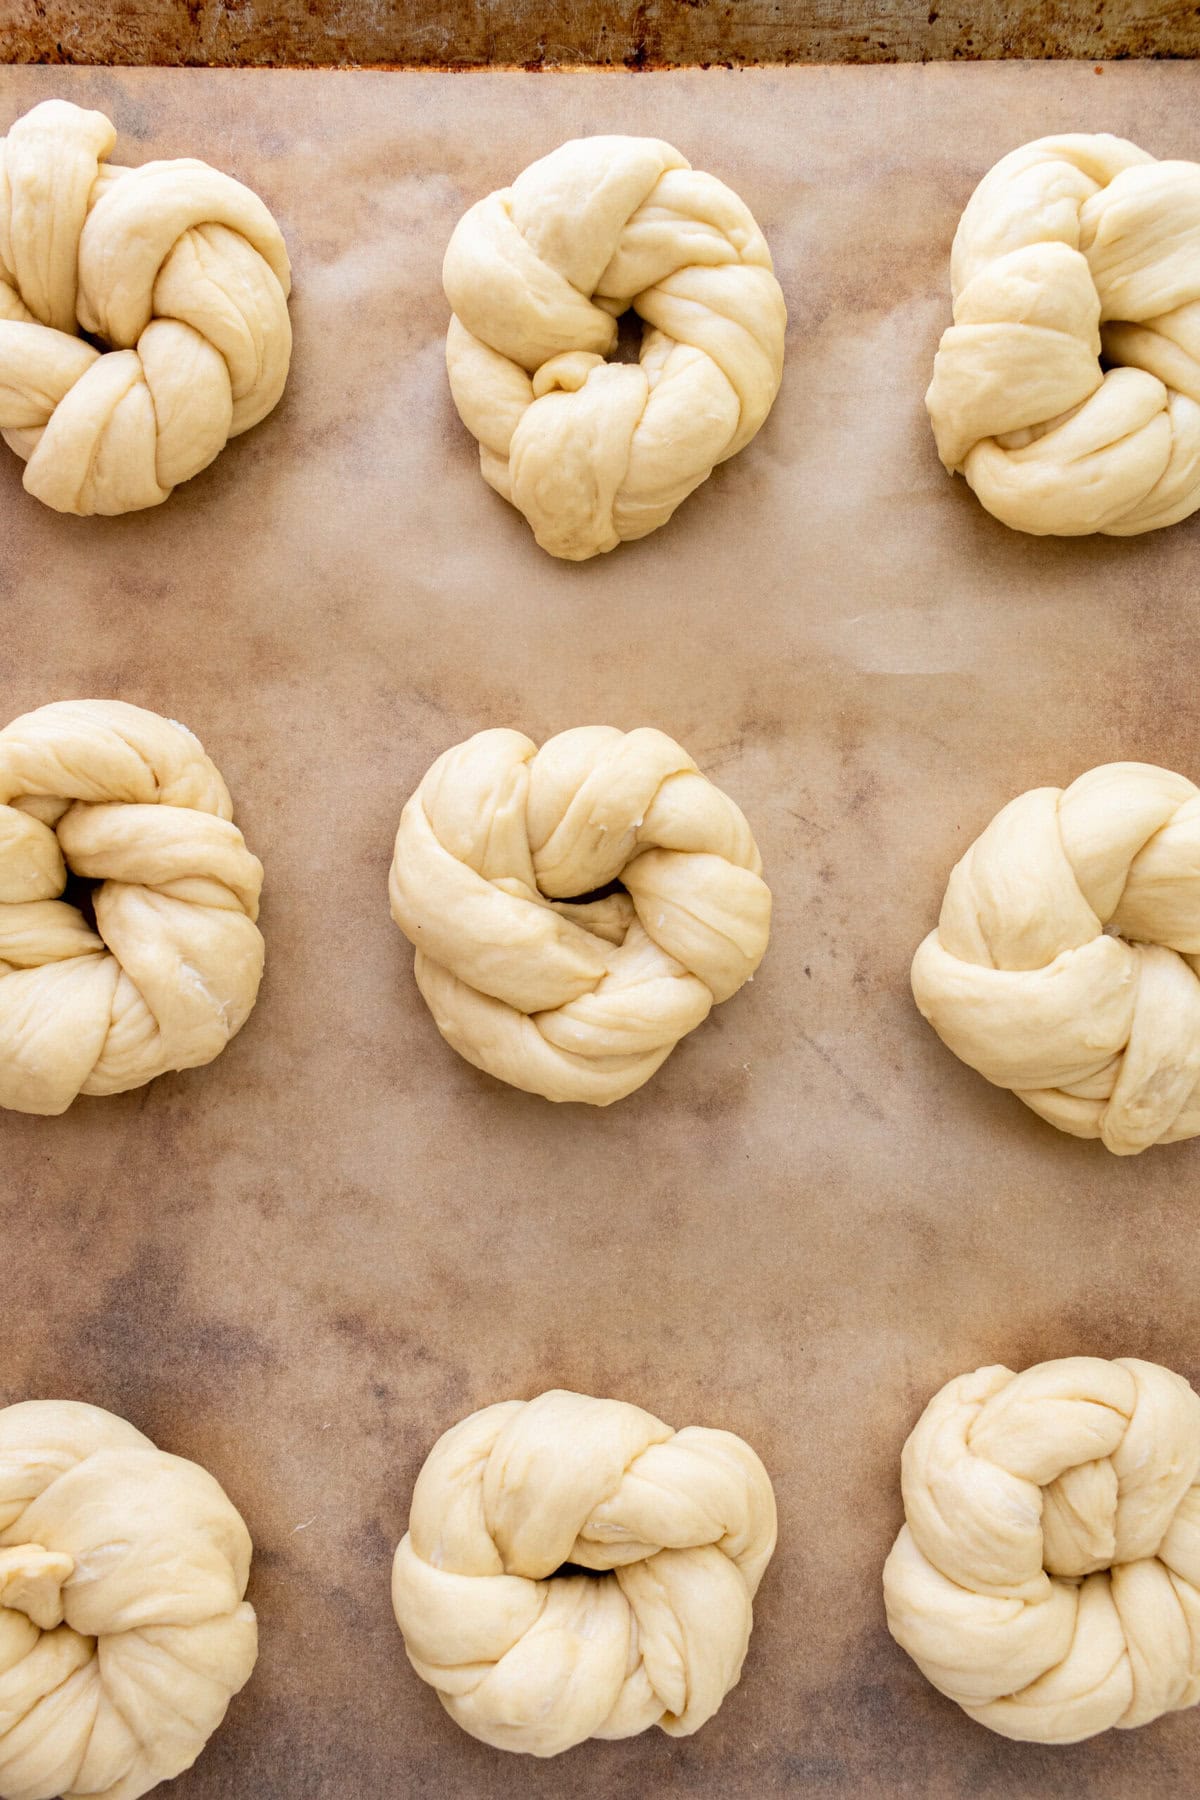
[2,63,1199,1799]
[9,1,1200,69]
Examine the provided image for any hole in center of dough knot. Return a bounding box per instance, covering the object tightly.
[62,864,100,931]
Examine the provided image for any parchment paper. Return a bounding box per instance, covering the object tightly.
[2,63,1199,1800]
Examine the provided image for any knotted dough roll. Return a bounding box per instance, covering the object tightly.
[926,134,1200,535]
[0,699,264,1115]
[443,135,787,559]
[911,761,1200,1154]
[388,726,771,1104]
[884,1357,1200,1743]
[392,1389,777,1756]
[0,98,292,515]
[0,1399,256,1799]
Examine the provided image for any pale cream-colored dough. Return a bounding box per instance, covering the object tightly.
[392,1389,776,1756]
[443,135,787,559]
[0,98,291,516]
[389,726,771,1104]
[0,1399,256,1800]
[884,1357,1200,1744]
[0,699,264,1115]
[911,761,1200,1154]
[926,133,1200,535]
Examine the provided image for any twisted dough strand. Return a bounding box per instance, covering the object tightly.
[444,136,786,559]
[392,1390,776,1756]
[0,699,264,1115]
[0,1400,256,1800]
[912,761,1200,1154]
[389,727,771,1104]
[884,1358,1200,1743]
[0,99,291,515]
[926,134,1200,535]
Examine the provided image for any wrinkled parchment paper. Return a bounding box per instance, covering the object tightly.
[2,63,1200,1799]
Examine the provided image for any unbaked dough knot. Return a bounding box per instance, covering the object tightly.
[926,133,1200,534]
[0,98,292,515]
[0,699,264,1115]
[443,135,787,558]
[911,761,1200,1154]
[884,1358,1200,1743]
[391,1389,777,1755]
[0,1400,256,1800]
[389,726,772,1104]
